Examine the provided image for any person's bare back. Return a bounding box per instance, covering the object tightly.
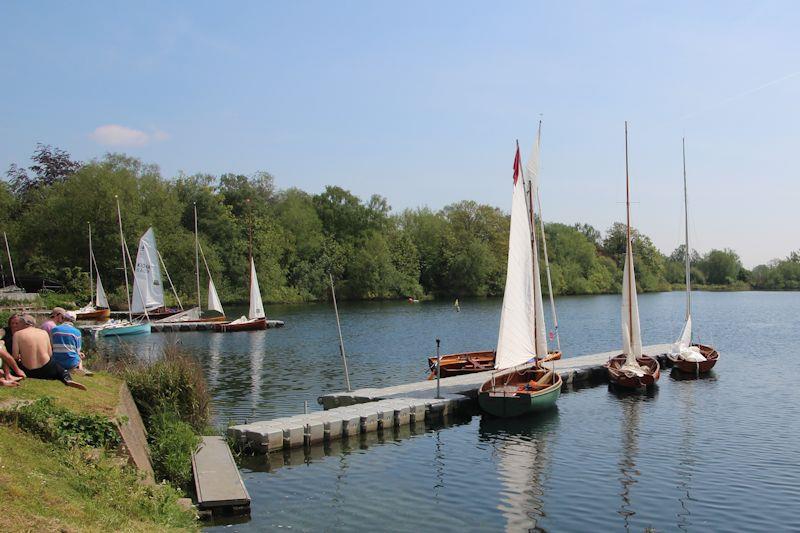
[13,326,52,370]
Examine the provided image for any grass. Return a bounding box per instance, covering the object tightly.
[0,371,123,417]
[0,425,197,532]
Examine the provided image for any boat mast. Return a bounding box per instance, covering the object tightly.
[88,222,94,304]
[194,202,201,312]
[682,137,691,321]
[523,140,541,365]
[624,121,634,351]
[116,196,133,321]
[247,198,253,301]
[156,249,183,310]
[3,232,16,287]
[533,120,561,352]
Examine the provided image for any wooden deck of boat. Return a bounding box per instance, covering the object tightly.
[228,343,671,454]
[192,436,250,515]
[151,319,284,332]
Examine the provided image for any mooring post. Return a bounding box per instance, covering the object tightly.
[435,338,442,399]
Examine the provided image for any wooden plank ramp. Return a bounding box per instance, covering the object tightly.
[192,436,250,516]
[228,344,672,454]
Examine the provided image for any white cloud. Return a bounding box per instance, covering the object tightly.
[89,124,170,147]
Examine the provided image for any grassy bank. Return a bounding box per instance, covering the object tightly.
[0,374,197,532]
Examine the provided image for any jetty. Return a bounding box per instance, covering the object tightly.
[150,319,284,332]
[228,343,671,453]
[192,436,251,516]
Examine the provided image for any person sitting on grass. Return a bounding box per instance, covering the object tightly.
[0,327,25,387]
[51,311,92,376]
[12,314,86,390]
[40,306,66,335]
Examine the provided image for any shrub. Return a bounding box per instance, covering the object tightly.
[147,410,201,490]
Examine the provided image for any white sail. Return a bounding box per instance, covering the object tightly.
[672,315,705,362]
[248,257,265,320]
[495,158,538,370]
[207,278,224,315]
[531,209,548,358]
[620,243,643,373]
[130,228,164,313]
[95,274,109,309]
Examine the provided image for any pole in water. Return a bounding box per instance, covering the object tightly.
[435,337,442,399]
[329,272,351,392]
[304,400,309,415]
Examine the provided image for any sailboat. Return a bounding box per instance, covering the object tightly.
[477,142,562,418]
[428,124,561,378]
[129,228,182,320]
[604,122,660,388]
[93,197,151,337]
[0,231,25,295]
[667,139,719,373]
[215,222,266,332]
[75,222,111,321]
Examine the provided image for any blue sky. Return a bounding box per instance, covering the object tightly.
[1,1,798,267]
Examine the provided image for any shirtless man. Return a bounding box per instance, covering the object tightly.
[12,315,85,390]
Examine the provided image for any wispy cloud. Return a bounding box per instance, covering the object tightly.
[89,124,170,147]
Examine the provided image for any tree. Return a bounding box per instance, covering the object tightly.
[698,249,742,285]
[6,144,82,208]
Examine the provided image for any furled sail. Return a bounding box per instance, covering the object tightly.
[672,316,706,362]
[620,242,644,374]
[130,228,165,313]
[95,274,109,309]
[248,257,265,320]
[207,278,224,315]
[495,147,538,370]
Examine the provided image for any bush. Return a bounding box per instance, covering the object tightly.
[147,410,201,490]
[0,396,121,449]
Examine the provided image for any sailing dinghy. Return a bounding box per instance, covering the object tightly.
[604,123,660,388]
[666,139,719,373]
[75,223,111,321]
[477,142,562,418]
[215,223,266,332]
[129,228,181,320]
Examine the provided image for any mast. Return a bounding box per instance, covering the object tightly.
[247,198,253,298]
[194,202,201,312]
[533,120,561,352]
[116,196,133,321]
[3,232,16,287]
[88,222,94,304]
[156,249,183,310]
[624,121,634,351]
[682,137,691,321]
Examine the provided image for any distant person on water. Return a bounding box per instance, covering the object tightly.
[40,306,66,335]
[12,314,86,390]
[0,326,25,387]
[51,311,91,375]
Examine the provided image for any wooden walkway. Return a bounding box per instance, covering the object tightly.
[192,436,250,515]
[228,344,671,454]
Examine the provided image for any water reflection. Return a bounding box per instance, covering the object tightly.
[208,332,222,389]
[249,331,266,416]
[479,410,559,532]
[676,377,696,531]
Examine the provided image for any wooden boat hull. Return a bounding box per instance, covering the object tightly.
[98,323,152,337]
[214,317,267,332]
[605,354,660,389]
[75,308,111,321]
[668,343,719,374]
[478,366,562,418]
[428,350,561,378]
[133,308,181,321]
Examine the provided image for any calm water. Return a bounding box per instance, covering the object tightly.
[99,291,800,531]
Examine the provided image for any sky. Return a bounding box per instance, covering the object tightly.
[1,1,798,267]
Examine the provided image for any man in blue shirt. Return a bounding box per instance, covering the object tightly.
[51,312,92,376]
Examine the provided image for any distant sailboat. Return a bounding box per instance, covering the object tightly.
[75,222,111,321]
[667,138,719,373]
[215,220,266,332]
[477,142,562,418]
[0,231,24,294]
[604,122,660,388]
[130,228,181,320]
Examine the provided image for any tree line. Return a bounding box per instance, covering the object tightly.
[2,145,797,306]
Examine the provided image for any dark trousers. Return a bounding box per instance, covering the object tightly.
[20,358,72,384]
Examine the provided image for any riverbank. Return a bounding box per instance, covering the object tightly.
[0,375,197,532]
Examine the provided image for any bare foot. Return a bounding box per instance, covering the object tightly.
[0,378,19,387]
[65,380,87,391]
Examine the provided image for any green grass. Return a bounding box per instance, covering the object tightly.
[0,372,123,417]
[0,425,197,532]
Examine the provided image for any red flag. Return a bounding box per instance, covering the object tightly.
[512,141,521,184]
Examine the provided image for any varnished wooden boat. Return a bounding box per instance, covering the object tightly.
[605,354,660,389]
[133,307,181,321]
[478,364,562,418]
[75,307,111,321]
[427,350,562,378]
[214,317,267,332]
[667,343,719,374]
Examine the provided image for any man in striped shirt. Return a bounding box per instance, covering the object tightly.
[51,312,92,376]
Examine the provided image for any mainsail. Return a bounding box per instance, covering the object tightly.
[130,228,165,313]
[495,145,540,370]
[620,242,643,370]
[248,258,265,320]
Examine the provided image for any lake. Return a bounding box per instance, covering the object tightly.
[98,291,800,531]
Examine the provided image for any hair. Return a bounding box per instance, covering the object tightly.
[21,314,36,327]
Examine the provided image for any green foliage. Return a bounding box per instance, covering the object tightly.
[0,396,121,449]
[751,251,800,290]
[698,248,743,285]
[147,410,201,490]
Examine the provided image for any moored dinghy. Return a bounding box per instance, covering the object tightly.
[216,219,267,332]
[605,122,659,388]
[75,223,111,321]
[478,141,561,418]
[667,139,719,373]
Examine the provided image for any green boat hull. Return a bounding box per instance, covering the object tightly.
[478,381,561,418]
